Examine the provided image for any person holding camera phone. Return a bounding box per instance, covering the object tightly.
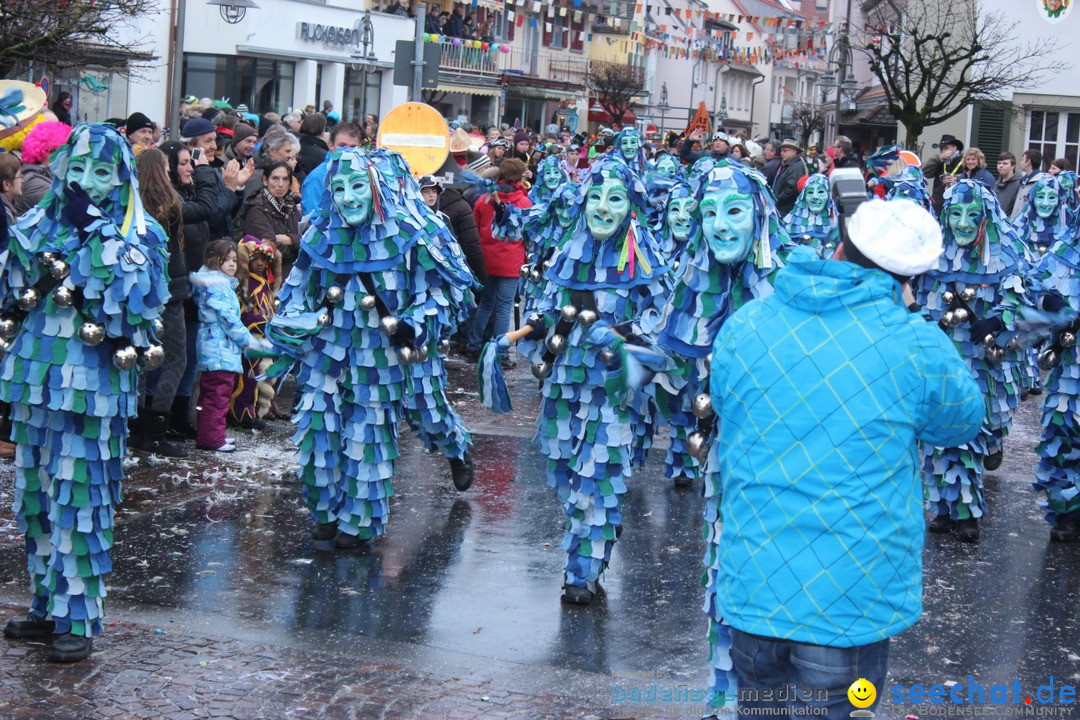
[921,133,965,213]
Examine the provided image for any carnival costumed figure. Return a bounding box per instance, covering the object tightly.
[1014,174,1071,258]
[520,181,583,316]
[781,173,839,255]
[1057,171,1080,228]
[883,166,935,213]
[0,124,170,661]
[509,157,669,606]
[1031,219,1080,542]
[528,154,571,205]
[265,148,476,549]
[230,237,282,425]
[650,161,788,715]
[644,153,685,230]
[653,180,700,264]
[612,127,647,175]
[916,180,1031,542]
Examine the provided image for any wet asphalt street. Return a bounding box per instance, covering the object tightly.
[0,355,1078,719]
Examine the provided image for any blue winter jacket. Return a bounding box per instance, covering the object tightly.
[709,251,984,647]
[191,267,254,373]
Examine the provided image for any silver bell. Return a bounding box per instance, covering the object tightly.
[273,298,281,310]
[941,310,956,327]
[78,322,105,346]
[50,261,70,280]
[672,260,680,273]
[17,288,40,312]
[1061,332,1077,348]
[546,334,567,355]
[437,338,452,355]
[941,291,956,306]
[143,344,166,371]
[952,308,969,325]
[39,252,58,266]
[1039,348,1060,371]
[531,360,552,379]
[316,313,332,327]
[529,269,542,283]
[396,345,417,365]
[560,304,579,323]
[598,348,615,365]
[112,345,138,371]
[691,393,714,420]
[0,317,17,339]
[151,317,165,336]
[0,337,9,354]
[577,309,599,329]
[51,286,73,309]
[686,431,709,462]
[379,316,399,336]
[986,346,1005,363]
[982,334,997,347]
[416,344,429,363]
[360,294,377,311]
[325,285,344,305]
[1038,245,1048,255]
[1007,337,1021,351]
[519,264,531,279]
[960,287,976,303]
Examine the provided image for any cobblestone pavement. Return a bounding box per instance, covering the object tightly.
[0,357,1078,720]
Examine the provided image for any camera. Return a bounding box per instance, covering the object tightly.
[829,167,868,245]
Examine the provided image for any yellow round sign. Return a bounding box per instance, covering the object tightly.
[376,102,450,177]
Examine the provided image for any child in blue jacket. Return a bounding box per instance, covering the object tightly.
[191,239,267,452]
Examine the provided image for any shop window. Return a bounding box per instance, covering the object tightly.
[182,53,295,115]
[344,68,383,123]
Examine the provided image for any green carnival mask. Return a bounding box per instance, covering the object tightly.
[330,162,374,226]
[1034,185,1060,220]
[700,187,755,264]
[67,155,119,205]
[620,134,641,162]
[585,176,630,241]
[947,197,983,247]
[804,181,830,216]
[666,197,698,244]
[656,155,679,177]
[543,163,564,191]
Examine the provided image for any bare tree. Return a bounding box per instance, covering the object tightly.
[588,61,645,129]
[790,101,827,150]
[0,0,156,79]
[860,0,1062,148]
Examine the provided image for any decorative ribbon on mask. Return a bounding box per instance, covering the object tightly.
[368,165,386,222]
[756,222,773,270]
[616,211,651,278]
[973,216,991,266]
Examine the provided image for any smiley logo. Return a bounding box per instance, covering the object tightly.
[848,678,877,709]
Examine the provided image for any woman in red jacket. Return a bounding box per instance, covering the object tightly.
[465,158,532,355]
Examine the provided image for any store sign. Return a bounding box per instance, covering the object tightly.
[297,22,361,48]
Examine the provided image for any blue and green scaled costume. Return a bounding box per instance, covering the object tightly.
[517,157,669,593]
[0,124,170,637]
[781,173,839,255]
[651,162,789,714]
[266,148,475,541]
[916,180,1032,522]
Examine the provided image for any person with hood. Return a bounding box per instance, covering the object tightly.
[300,121,362,214]
[463,158,532,357]
[0,124,170,662]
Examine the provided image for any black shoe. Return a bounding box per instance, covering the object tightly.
[928,515,954,533]
[449,452,475,491]
[561,584,594,606]
[956,518,980,542]
[4,613,54,639]
[1030,386,1043,396]
[673,474,694,490]
[1050,517,1080,542]
[335,532,369,549]
[984,450,1003,471]
[140,412,189,458]
[311,522,337,541]
[46,634,93,663]
[169,396,198,440]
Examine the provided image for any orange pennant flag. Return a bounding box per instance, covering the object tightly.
[684,101,711,137]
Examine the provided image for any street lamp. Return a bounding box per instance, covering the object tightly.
[349,12,378,121]
[825,0,855,138]
[716,96,728,129]
[206,0,258,24]
[656,82,670,137]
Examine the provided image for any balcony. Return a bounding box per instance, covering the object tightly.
[434,39,588,93]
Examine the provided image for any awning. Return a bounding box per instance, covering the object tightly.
[433,83,502,97]
[588,106,636,124]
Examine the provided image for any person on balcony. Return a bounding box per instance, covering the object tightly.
[425,5,441,34]
[447,4,465,37]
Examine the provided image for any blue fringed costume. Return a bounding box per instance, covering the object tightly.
[266,148,475,543]
[915,180,1031,531]
[516,157,669,603]
[651,162,789,714]
[0,124,170,644]
[781,173,839,254]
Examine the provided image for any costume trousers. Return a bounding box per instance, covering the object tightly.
[1033,361,1080,523]
[11,404,125,637]
[197,370,237,448]
[404,356,470,460]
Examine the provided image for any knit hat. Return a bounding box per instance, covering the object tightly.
[513,130,529,145]
[125,112,155,138]
[232,123,258,146]
[182,117,216,139]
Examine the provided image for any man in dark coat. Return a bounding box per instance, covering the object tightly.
[439,186,485,283]
[771,139,807,218]
[920,134,964,214]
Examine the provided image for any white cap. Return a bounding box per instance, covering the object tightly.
[744,139,762,159]
[846,198,943,276]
